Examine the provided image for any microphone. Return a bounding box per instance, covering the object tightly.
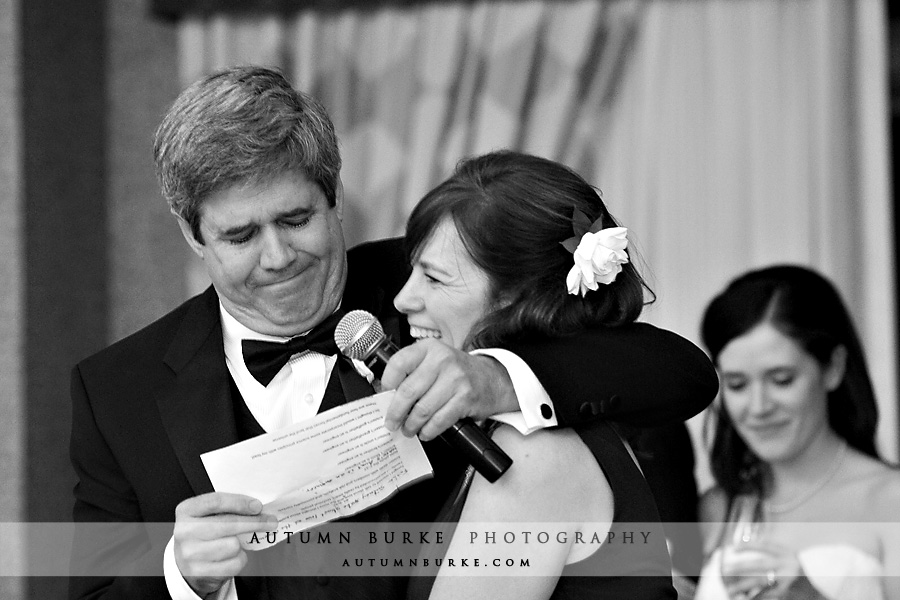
[335,310,513,483]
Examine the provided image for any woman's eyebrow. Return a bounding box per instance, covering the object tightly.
[418,257,453,277]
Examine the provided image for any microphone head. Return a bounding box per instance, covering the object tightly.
[334,310,386,360]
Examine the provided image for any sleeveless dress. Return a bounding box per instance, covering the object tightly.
[695,545,885,600]
[406,419,677,600]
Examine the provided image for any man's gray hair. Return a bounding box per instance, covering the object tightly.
[153,66,341,243]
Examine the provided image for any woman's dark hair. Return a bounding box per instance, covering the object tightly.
[701,264,879,501]
[404,150,653,349]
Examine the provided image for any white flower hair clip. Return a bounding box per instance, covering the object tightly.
[560,209,629,297]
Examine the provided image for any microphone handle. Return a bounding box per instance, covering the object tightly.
[439,418,512,483]
[363,336,513,483]
[359,336,399,380]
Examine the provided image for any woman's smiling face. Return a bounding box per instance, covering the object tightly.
[717,322,844,464]
[393,217,494,350]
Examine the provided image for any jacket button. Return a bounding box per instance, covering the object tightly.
[316,576,329,586]
[540,403,553,419]
[579,401,601,418]
[605,395,621,413]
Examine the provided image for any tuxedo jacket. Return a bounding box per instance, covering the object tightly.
[69,238,716,599]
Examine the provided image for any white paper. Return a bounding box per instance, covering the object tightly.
[201,391,433,549]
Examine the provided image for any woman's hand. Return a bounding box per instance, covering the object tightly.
[720,540,808,599]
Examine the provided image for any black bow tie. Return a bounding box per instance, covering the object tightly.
[241,311,344,386]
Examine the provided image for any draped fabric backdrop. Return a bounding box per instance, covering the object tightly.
[176,0,897,485]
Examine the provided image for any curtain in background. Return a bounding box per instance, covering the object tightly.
[588,0,895,475]
[176,0,896,480]
[177,0,645,244]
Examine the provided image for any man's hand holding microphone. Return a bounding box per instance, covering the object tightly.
[335,310,513,483]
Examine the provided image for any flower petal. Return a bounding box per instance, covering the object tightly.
[596,227,628,251]
[566,265,583,296]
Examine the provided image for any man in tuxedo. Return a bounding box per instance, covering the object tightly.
[69,66,716,600]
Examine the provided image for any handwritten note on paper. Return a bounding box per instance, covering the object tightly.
[200,392,433,549]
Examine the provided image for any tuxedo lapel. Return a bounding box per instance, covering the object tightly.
[152,239,413,497]
[342,239,413,349]
[156,287,238,496]
[317,240,409,414]
[336,357,376,403]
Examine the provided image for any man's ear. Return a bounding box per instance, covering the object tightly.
[824,344,848,392]
[175,215,205,259]
[334,177,345,221]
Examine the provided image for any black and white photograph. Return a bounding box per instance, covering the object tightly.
[0,1,898,599]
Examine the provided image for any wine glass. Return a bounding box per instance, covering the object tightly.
[719,495,770,599]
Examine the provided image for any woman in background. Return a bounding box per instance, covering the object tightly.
[695,265,900,600]
[396,150,677,599]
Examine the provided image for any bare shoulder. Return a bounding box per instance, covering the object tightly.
[489,425,595,488]
[852,457,900,518]
[826,450,900,526]
[467,424,612,523]
[491,422,582,456]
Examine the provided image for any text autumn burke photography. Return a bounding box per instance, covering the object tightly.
[237,525,660,576]
[3,522,666,578]
[244,528,655,547]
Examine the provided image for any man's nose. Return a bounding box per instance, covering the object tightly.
[259,227,297,270]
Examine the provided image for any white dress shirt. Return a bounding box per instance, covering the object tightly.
[164,303,557,600]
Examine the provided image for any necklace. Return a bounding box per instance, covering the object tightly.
[764,440,848,515]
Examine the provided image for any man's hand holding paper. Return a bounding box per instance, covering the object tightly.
[200,392,433,550]
[173,492,277,597]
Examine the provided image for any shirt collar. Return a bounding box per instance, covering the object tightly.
[219,304,291,372]
[219,302,345,365]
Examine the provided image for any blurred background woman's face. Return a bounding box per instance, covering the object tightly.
[717,322,839,465]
